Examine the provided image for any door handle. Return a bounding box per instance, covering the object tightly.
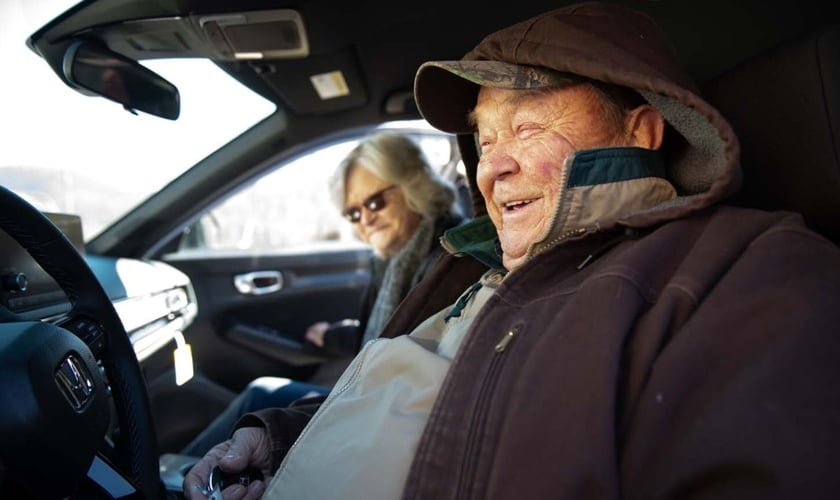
[233,270,283,295]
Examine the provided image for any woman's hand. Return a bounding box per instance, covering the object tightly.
[304,321,330,347]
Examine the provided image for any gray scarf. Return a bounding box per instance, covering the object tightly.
[361,217,435,345]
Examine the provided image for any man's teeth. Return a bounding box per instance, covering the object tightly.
[504,199,532,210]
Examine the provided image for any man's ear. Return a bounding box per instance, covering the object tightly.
[626,104,665,150]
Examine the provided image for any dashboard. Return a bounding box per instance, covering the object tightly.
[0,212,197,363]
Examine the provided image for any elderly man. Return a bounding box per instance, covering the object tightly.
[185,2,840,499]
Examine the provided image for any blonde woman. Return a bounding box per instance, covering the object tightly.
[181,133,464,457]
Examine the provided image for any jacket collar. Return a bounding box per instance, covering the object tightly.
[526,146,675,260]
[442,147,673,269]
[440,214,503,270]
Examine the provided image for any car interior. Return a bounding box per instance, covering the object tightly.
[1,0,838,498]
[702,24,840,244]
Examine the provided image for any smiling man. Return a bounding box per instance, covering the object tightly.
[185,3,840,499]
[471,81,668,270]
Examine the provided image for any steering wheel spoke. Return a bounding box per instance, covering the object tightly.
[60,314,109,358]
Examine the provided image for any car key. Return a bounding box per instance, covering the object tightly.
[206,464,264,499]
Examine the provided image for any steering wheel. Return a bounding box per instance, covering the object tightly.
[0,186,161,499]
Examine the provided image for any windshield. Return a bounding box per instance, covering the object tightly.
[0,0,276,241]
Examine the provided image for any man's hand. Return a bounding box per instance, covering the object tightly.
[183,427,272,500]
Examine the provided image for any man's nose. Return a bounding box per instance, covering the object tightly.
[480,143,520,180]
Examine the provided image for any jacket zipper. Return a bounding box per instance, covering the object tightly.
[494,329,516,352]
[455,327,519,499]
[543,226,589,251]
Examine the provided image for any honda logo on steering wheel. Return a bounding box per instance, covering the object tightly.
[55,353,95,412]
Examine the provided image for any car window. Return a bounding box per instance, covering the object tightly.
[0,0,276,241]
[172,125,460,255]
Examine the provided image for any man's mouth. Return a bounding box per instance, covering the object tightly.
[502,199,536,212]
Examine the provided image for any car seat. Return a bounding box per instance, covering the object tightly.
[702,24,840,244]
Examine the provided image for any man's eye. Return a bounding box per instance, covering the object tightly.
[516,124,541,139]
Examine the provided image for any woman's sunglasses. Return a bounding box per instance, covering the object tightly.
[342,185,397,223]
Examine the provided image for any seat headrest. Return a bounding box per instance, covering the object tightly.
[703,25,840,243]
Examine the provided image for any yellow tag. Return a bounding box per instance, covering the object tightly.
[173,331,194,386]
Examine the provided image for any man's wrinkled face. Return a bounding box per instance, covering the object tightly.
[473,85,629,271]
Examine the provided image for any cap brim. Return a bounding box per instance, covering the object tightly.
[414,62,481,134]
[414,60,576,134]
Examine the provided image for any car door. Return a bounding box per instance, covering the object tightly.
[160,139,373,390]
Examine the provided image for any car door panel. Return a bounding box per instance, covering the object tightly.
[164,247,372,389]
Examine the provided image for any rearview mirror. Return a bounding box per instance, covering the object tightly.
[62,41,180,120]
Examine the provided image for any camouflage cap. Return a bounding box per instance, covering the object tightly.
[414,60,578,134]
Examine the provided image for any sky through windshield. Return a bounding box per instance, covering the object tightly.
[0,0,276,239]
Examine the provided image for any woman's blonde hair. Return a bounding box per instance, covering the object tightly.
[330,133,460,221]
